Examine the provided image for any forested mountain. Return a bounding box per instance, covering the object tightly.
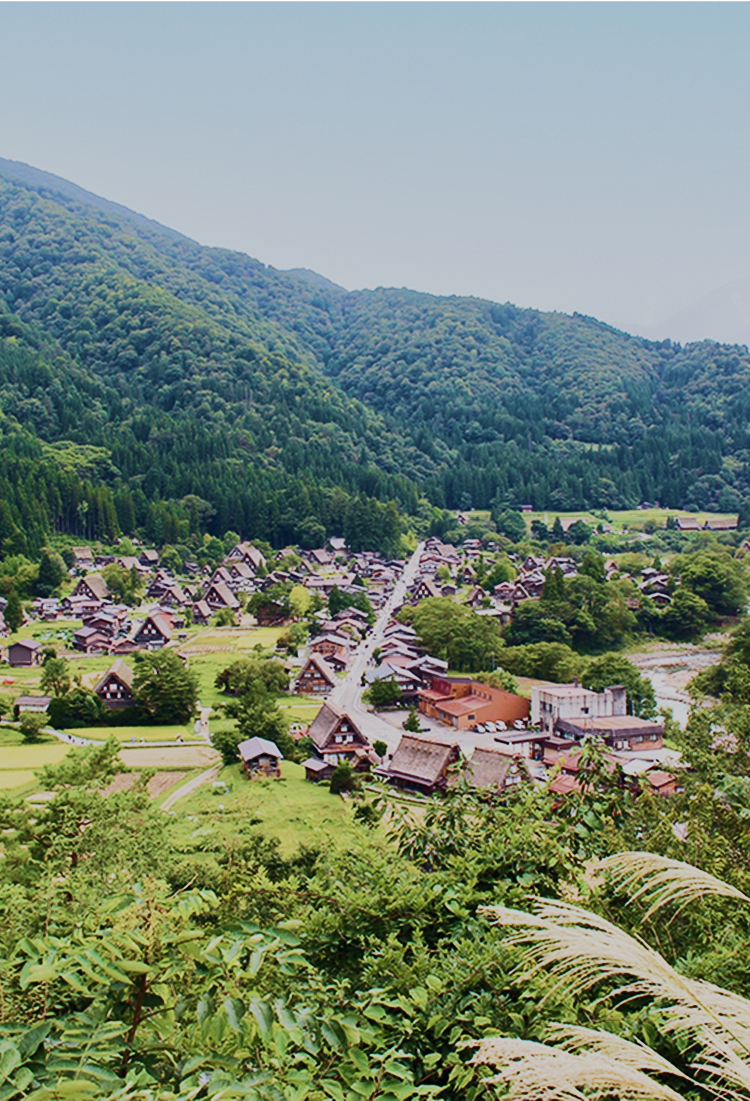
[0,155,749,552]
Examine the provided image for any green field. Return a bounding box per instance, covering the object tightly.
[0,740,69,771]
[0,770,36,789]
[173,760,368,857]
[468,507,738,535]
[74,724,197,744]
[180,626,285,709]
[524,508,737,533]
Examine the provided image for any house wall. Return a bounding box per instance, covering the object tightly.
[8,644,40,667]
[97,677,133,709]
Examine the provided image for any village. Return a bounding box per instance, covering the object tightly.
[0,516,714,814]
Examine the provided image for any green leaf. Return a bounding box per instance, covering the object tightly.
[0,1046,21,1082]
[21,965,58,987]
[319,1079,345,1101]
[349,1048,370,1074]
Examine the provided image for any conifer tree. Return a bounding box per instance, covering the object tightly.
[5,588,22,634]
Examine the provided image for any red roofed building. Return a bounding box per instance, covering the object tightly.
[418,675,530,731]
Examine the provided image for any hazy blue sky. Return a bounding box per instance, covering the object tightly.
[2,3,750,338]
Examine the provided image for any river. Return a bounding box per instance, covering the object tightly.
[628,645,722,727]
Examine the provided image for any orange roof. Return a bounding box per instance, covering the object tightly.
[549,773,581,795]
[646,770,674,788]
[419,689,451,702]
[437,695,487,717]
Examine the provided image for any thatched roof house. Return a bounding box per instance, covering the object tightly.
[380,734,460,795]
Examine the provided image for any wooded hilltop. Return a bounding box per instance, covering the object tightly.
[0,157,750,558]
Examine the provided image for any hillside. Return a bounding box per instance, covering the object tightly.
[0,157,749,551]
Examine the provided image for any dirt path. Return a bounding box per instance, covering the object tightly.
[161,765,221,811]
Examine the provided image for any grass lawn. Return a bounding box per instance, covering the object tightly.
[172,760,370,857]
[520,508,737,533]
[468,507,738,535]
[73,724,198,743]
[277,698,323,723]
[181,627,286,710]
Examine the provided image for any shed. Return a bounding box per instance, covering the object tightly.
[14,695,52,717]
[238,737,284,778]
[7,639,43,667]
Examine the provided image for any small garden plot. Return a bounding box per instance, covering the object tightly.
[0,742,69,770]
[119,744,220,770]
[103,771,189,799]
[174,760,369,857]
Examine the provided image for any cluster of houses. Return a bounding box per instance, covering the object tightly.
[3,536,404,665]
[238,673,677,799]
[14,656,137,719]
[404,537,582,624]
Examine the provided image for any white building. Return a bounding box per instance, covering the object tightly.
[531,683,627,735]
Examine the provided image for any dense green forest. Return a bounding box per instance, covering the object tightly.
[0,157,750,553]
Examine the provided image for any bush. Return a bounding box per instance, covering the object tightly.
[366,678,403,709]
[20,712,48,743]
[475,669,520,694]
[329,760,361,795]
[47,688,106,729]
[497,642,584,683]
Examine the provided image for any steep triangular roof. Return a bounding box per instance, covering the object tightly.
[387,735,459,786]
[93,659,134,694]
[307,702,364,750]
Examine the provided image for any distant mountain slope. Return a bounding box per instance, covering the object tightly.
[646,276,750,347]
[0,157,749,539]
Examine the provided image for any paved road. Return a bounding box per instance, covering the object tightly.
[328,542,424,754]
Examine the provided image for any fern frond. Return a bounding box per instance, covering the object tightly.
[599,851,750,919]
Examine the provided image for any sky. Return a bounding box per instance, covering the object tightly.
[2,2,750,341]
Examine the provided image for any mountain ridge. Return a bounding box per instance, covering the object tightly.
[0,157,749,552]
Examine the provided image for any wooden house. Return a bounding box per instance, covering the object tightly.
[72,574,110,602]
[463,746,526,793]
[7,639,43,667]
[227,542,267,574]
[72,546,94,570]
[310,634,351,661]
[160,584,188,609]
[93,659,135,710]
[675,515,701,531]
[191,600,212,626]
[302,702,374,780]
[72,626,110,654]
[379,734,461,795]
[139,549,160,568]
[238,736,283,778]
[204,581,240,611]
[133,612,173,649]
[409,577,442,603]
[703,516,739,531]
[14,695,51,717]
[294,653,337,695]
